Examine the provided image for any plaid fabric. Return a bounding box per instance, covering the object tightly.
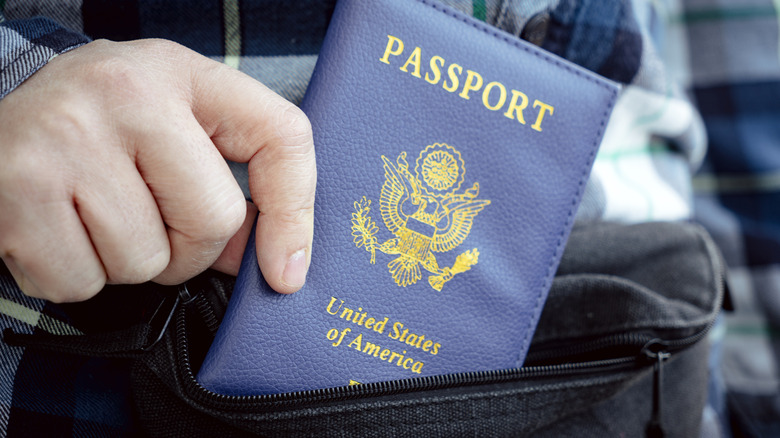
[0,266,138,437]
[681,1,780,436]
[0,16,89,99]
[0,0,770,436]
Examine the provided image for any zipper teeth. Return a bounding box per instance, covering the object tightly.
[528,239,728,364]
[528,317,720,365]
[177,308,637,406]
[527,322,715,364]
[526,332,651,363]
[177,230,728,407]
[193,293,221,336]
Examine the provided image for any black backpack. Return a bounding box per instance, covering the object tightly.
[4,221,727,437]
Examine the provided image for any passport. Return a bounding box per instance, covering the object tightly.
[197,0,618,395]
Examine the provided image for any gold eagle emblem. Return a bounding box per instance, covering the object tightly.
[351,143,490,291]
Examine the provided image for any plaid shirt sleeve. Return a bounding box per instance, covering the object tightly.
[0,16,90,100]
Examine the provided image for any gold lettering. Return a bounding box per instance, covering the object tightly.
[425,55,444,85]
[458,70,483,100]
[340,307,354,321]
[381,36,553,134]
[397,351,407,366]
[443,63,463,92]
[363,342,381,357]
[389,351,401,363]
[348,333,363,350]
[482,81,507,111]
[379,35,404,64]
[329,313,433,374]
[364,317,376,330]
[531,100,554,131]
[389,321,403,340]
[373,317,389,334]
[332,328,351,347]
[356,309,368,326]
[326,297,343,315]
[503,89,529,124]
[400,46,423,78]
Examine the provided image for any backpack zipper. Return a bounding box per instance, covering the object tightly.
[176,302,670,409]
[643,341,670,438]
[176,227,727,426]
[174,302,701,438]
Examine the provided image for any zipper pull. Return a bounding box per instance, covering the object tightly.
[642,340,670,438]
[178,282,221,336]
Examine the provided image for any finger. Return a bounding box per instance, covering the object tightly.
[74,153,170,284]
[2,256,42,298]
[211,201,258,276]
[188,58,316,293]
[131,112,247,285]
[0,176,106,302]
[251,135,316,294]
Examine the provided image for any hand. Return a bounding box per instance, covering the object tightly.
[0,39,316,302]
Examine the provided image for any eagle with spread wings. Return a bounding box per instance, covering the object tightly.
[351,144,490,291]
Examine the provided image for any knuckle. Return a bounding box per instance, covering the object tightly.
[136,38,182,53]
[264,203,315,230]
[79,47,152,102]
[188,189,246,243]
[255,106,315,171]
[134,38,192,68]
[38,102,94,147]
[87,38,114,51]
[82,51,134,83]
[207,196,247,241]
[275,105,314,146]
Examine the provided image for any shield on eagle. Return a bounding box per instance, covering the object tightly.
[351,143,490,291]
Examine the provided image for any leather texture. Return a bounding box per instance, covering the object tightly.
[197,0,618,395]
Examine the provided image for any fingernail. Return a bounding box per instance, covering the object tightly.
[281,249,308,289]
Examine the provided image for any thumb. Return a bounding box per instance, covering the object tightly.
[187,56,316,293]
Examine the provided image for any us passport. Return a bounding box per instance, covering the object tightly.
[197,0,618,395]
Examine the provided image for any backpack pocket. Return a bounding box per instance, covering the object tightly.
[130,221,725,437]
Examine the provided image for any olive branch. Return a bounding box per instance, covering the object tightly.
[351,196,379,264]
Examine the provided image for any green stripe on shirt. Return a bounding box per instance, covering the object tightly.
[472,0,486,21]
[675,6,777,23]
[224,0,241,69]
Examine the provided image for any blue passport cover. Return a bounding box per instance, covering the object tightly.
[197,0,618,395]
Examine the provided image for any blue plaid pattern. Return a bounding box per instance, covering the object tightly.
[0,270,137,436]
[0,16,88,99]
[0,0,774,436]
[685,2,780,435]
[542,0,643,84]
